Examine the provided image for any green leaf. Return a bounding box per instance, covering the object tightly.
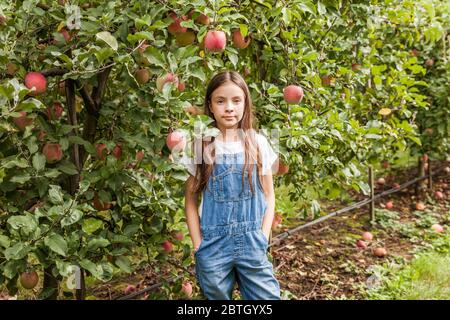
[96,31,118,51]
[0,235,11,248]
[123,224,140,236]
[357,181,370,195]
[87,237,110,251]
[44,234,68,257]
[10,173,31,184]
[26,136,38,154]
[114,256,132,273]
[142,47,166,68]
[227,52,238,68]
[4,242,30,260]
[48,184,64,204]
[57,162,78,175]
[3,158,28,169]
[317,1,326,15]
[189,68,206,82]
[32,153,46,172]
[44,169,61,178]
[7,215,37,235]
[61,209,83,227]
[82,218,103,234]
[80,260,113,282]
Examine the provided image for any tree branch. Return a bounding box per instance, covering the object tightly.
[75,80,98,116]
[40,68,68,77]
[92,65,113,108]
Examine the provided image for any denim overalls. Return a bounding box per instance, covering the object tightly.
[194,151,281,300]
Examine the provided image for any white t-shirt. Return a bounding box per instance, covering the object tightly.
[179,133,278,177]
[178,133,278,217]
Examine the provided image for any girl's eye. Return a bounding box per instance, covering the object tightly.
[233,99,241,104]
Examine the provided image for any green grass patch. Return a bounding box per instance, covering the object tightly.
[363,232,450,300]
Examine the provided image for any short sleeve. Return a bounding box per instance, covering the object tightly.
[257,133,278,175]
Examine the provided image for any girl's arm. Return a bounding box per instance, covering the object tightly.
[260,172,275,240]
[184,175,202,252]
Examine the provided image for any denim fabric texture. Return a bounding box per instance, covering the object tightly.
[194,152,281,300]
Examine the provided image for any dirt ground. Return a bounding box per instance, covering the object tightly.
[270,160,449,299]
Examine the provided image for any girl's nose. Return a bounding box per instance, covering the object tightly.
[225,101,234,111]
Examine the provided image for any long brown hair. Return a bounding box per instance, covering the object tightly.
[193,71,262,194]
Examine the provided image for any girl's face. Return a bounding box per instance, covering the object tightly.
[209,81,246,131]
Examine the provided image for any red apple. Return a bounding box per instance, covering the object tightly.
[96,143,108,160]
[135,69,150,84]
[181,281,193,298]
[124,284,136,295]
[20,271,39,289]
[6,63,17,76]
[156,73,179,92]
[204,30,226,52]
[38,131,47,142]
[0,15,8,25]
[42,143,63,163]
[136,42,150,66]
[385,201,394,209]
[93,194,112,211]
[362,232,373,241]
[188,11,210,25]
[434,191,444,200]
[356,239,367,249]
[177,82,186,92]
[46,102,64,120]
[172,231,184,241]
[112,144,122,160]
[321,76,331,86]
[232,29,250,49]
[431,224,444,233]
[59,28,71,42]
[351,63,360,71]
[184,104,203,115]
[273,159,289,176]
[25,72,47,95]
[175,31,196,46]
[272,213,282,229]
[415,201,426,211]
[13,111,33,130]
[136,150,144,162]
[373,247,387,257]
[162,240,173,253]
[283,85,304,104]
[168,13,188,35]
[424,128,434,136]
[166,131,186,151]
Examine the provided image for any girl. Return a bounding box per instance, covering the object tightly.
[182,71,280,300]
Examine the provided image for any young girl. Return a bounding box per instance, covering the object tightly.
[182,71,280,300]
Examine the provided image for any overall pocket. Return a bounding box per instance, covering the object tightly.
[212,167,252,202]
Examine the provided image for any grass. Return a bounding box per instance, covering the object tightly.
[364,251,450,300]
